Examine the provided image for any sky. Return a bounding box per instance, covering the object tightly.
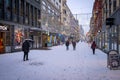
[0,42,120,80]
[67,0,95,34]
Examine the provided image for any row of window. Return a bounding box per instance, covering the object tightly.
[0,0,41,28]
[42,1,60,17]
[104,0,120,15]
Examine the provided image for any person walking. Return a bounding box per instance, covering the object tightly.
[22,40,30,61]
[91,41,96,55]
[72,40,76,50]
[65,40,69,50]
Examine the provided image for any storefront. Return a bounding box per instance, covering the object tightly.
[0,23,31,53]
[0,24,12,53]
[108,7,120,54]
[29,28,42,49]
[100,7,120,53]
[42,31,48,47]
[0,25,8,53]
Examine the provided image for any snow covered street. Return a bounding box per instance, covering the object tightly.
[0,42,120,80]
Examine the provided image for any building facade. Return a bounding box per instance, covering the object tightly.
[101,0,120,53]
[0,0,80,53]
[60,0,80,41]
[0,0,42,53]
[89,0,120,53]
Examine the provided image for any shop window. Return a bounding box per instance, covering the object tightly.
[0,37,4,53]
[14,27,24,49]
[6,32,11,46]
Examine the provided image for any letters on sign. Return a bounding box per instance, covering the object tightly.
[0,25,8,31]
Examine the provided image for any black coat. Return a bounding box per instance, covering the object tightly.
[22,41,30,53]
[65,40,69,46]
[72,41,76,47]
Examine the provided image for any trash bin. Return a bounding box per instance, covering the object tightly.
[107,50,120,70]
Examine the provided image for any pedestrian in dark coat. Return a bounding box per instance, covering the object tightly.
[72,40,76,50]
[22,40,30,61]
[91,41,96,55]
[65,40,69,50]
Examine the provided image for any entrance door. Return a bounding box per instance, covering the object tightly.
[0,32,4,53]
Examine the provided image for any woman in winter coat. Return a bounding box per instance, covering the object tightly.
[91,41,96,55]
[22,40,30,61]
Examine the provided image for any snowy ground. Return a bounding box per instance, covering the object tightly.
[0,42,120,80]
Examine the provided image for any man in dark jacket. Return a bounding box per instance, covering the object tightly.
[65,40,69,50]
[72,40,76,50]
[91,41,96,55]
[22,40,30,61]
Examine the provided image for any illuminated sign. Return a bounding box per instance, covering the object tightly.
[0,25,8,31]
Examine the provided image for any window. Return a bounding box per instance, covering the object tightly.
[25,3,29,24]
[35,0,40,3]
[20,0,24,16]
[56,2,58,6]
[13,0,17,14]
[31,6,34,26]
[30,5,33,25]
[37,10,41,27]
[59,0,61,3]
[48,6,51,13]
[109,0,111,15]
[119,0,120,6]
[42,1,46,10]
[113,0,116,11]
[35,8,37,26]
[118,25,120,53]
[12,0,17,22]
[0,0,4,19]
[5,0,11,20]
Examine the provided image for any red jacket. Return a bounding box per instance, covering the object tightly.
[91,41,96,49]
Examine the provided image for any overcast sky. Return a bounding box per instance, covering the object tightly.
[67,0,95,34]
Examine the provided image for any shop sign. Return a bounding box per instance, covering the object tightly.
[0,25,8,31]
